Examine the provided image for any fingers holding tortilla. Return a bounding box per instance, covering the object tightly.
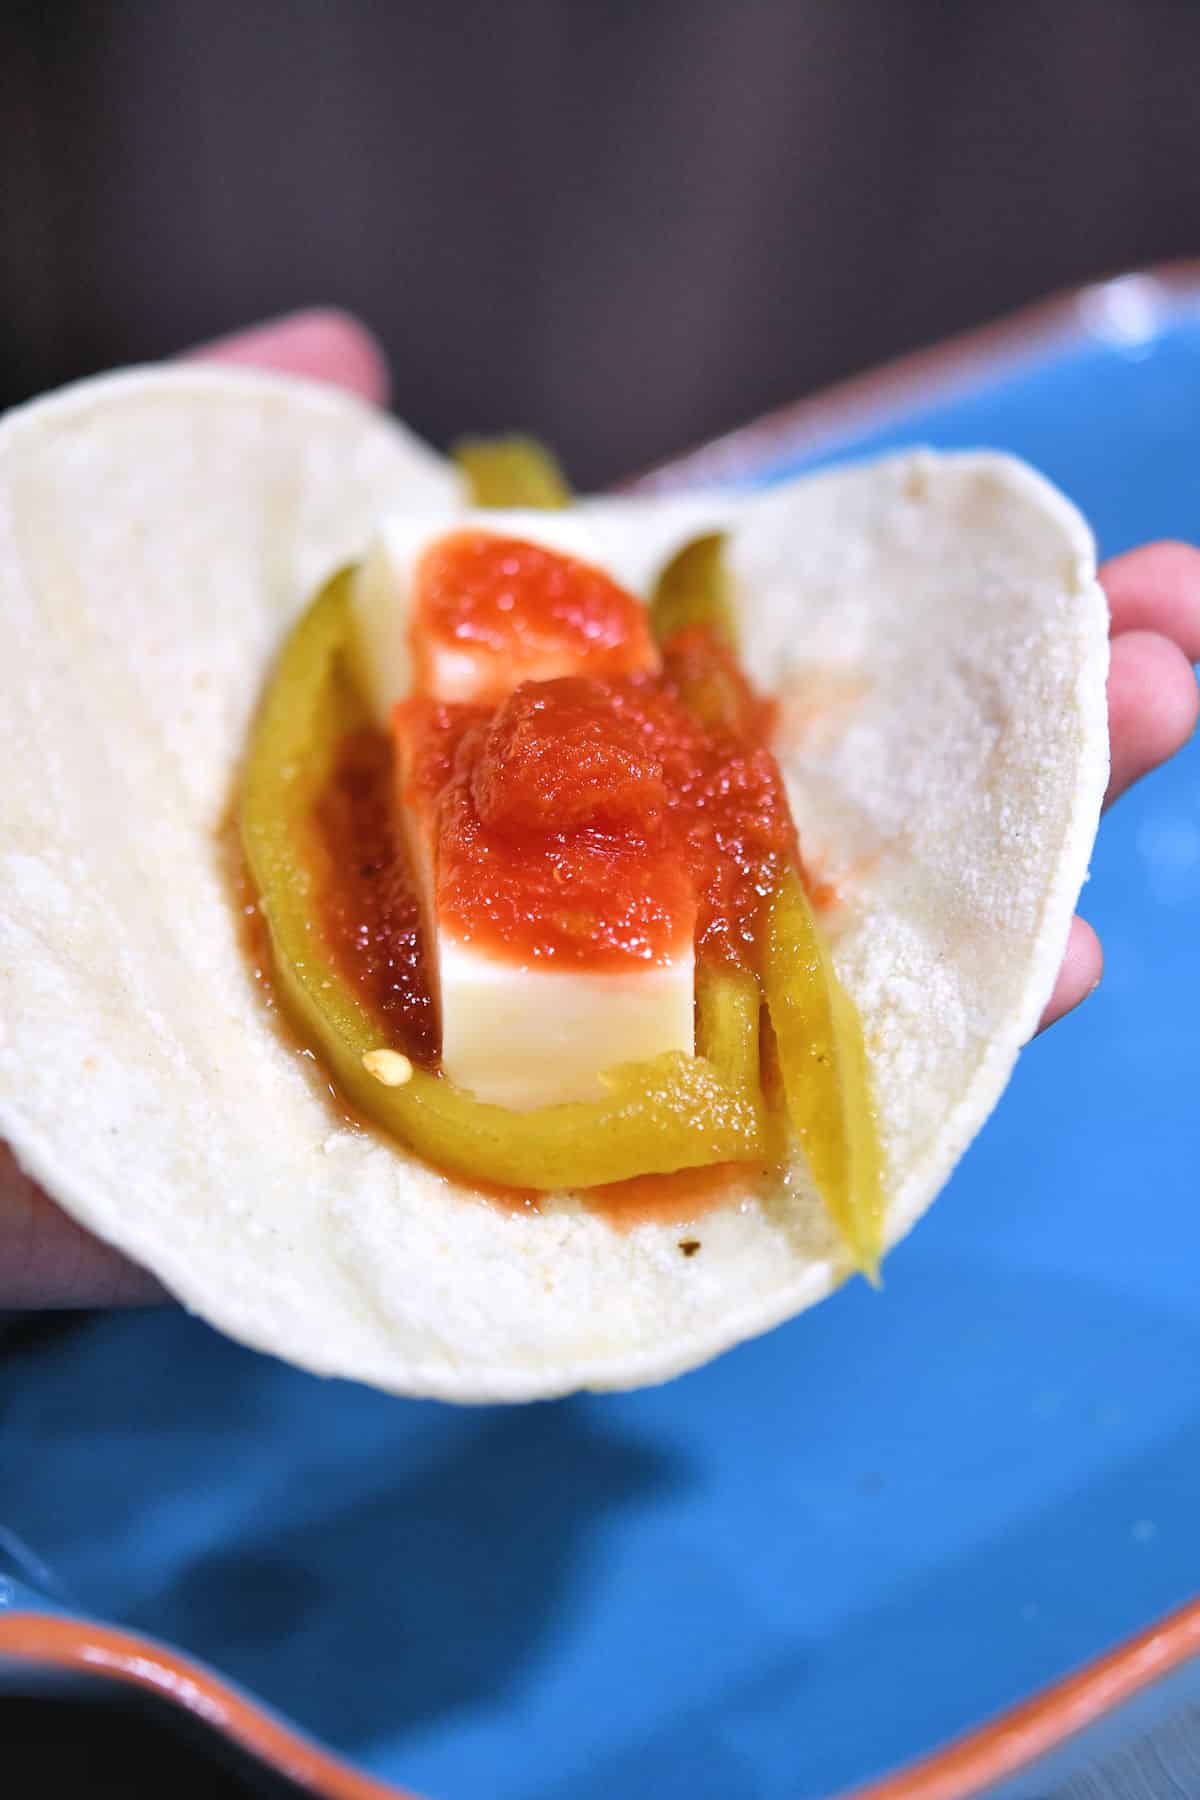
[1037,914,1103,1034]
[1102,541,1200,659]
[0,378,1108,1397]
[181,308,392,408]
[1104,628,1199,808]
[1035,547,1200,1039]
[0,1146,164,1307]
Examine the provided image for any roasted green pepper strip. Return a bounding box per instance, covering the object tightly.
[650,534,763,736]
[651,539,884,1268]
[452,435,571,509]
[239,572,765,1190]
[649,531,737,650]
[695,961,766,1137]
[762,869,884,1278]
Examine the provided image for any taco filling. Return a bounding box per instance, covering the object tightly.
[0,368,1110,1400]
[239,510,883,1270]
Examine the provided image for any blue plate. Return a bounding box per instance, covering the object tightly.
[2,278,1198,1800]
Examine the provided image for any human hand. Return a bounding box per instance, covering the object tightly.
[1038,541,1200,1028]
[1,316,1197,1305]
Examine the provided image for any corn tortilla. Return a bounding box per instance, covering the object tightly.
[0,369,1109,1400]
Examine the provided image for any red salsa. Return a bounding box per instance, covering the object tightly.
[312,729,438,1065]
[395,682,697,969]
[412,530,659,701]
[395,649,796,970]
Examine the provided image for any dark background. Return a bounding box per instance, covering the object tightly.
[3,0,1200,488]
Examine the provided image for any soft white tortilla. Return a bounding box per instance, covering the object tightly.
[0,369,1109,1401]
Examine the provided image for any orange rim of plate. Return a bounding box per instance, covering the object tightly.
[1,1594,1196,1800]
[0,1610,421,1799]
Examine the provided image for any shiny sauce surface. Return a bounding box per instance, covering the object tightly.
[396,680,698,969]
[413,530,659,699]
[395,627,797,971]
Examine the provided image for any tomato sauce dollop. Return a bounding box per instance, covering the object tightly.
[397,681,698,970]
[396,638,797,972]
[412,530,659,701]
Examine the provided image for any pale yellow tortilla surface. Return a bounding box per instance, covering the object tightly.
[0,369,1109,1400]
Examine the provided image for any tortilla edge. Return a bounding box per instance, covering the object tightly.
[0,374,1111,1400]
